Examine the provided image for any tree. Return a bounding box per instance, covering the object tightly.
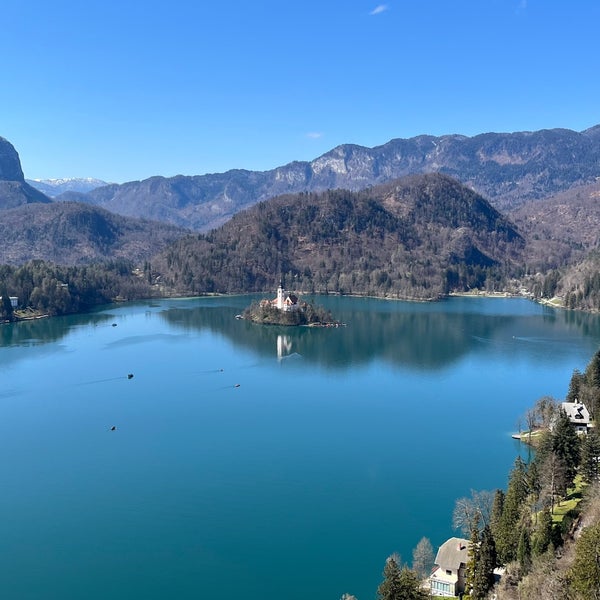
[566,368,585,403]
[534,396,558,429]
[516,524,532,574]
[452,489,494,537]
[552,406,581,484]
[569,521,600,600]
[581,429,600,484]
[0,283,14,321]
[471,525,497,600]
[496,457,529,563]
[531,507,553,557]
[489,488,505,542]
[539,450,569,514]
[377,555,402,600]
[411,537,434,580]
[586,349,600,390]
[376,556,428,600]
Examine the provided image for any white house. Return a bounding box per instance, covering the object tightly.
[429,537,470,597]
[560,402,592,435]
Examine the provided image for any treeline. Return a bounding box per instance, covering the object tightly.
[526,251,600,312]
[0,259,154,320]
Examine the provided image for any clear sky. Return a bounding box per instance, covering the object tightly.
[2,1,599,183]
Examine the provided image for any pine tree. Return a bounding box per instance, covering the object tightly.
[471,525,497,600]
[465,513,480,597]
[496,457,528,563]
[566,368,585,402]
[586,349,600,390]
[580,429,600,483]
[517,525,532,574]
[0,283,14,321]
[376,557,428,600]
[569,521,600,600]
[552,407,581,484]
[489,488,505,543]
[531,507,553,557]
[377,556,402,600]
[397,566,429,600]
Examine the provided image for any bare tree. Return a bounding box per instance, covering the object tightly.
[453,489,495,536]
[412,537,435,579]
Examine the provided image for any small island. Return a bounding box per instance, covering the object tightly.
[242,282,342,327]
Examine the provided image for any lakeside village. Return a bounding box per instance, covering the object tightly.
[240,281,344,327]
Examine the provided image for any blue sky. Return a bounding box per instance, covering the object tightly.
[2,1,599,183]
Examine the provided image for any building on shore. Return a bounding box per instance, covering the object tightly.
[428,537,470,597]
[261,281,299,312]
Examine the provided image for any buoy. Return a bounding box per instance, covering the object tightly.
[127,373,134,379]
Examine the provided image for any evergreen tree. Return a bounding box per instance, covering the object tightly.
[581,429,600,484]
[377,557,428,600]
[397,566,429,600]
[496,457,529,563]
[516,525,532,574]
[552,407,581,484]
[531,507,553,557]
[569,521,600,600]
[0,283,14,321]
[465,513,480,598]
[471,525,497,600]
[566,368,585,402]
[377,556,402,600]
[489,488,505,543]
[586,349,600,390]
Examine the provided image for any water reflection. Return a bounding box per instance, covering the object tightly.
[277,334,293,362]
[159,297,600,371]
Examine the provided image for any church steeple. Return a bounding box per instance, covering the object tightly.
[276,279,284,310]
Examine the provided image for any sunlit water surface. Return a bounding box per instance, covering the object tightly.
[1,295,600,600]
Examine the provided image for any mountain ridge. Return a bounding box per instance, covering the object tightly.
[27,177,109,197]
[55,125,600,231]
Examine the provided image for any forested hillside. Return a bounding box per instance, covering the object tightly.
[0,201,189,265]
[0,260,155,321]
[152,174,525,300]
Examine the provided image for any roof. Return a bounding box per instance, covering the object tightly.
[561,402,590,425]
[434,537,470,571]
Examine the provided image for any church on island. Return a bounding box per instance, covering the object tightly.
[260,281,299,312]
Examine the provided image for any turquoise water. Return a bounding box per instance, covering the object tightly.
[1,296,599,600]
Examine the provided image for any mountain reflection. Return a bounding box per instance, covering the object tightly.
[158,297,600,371]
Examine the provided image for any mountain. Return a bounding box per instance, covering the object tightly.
[507,179,600,272]
[27,177,109,197]
[57,125,600,231]
[0,137,52,209]
[151,173,524,300]
[0,201,189,266]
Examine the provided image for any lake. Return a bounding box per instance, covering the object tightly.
[1,295,599,600]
